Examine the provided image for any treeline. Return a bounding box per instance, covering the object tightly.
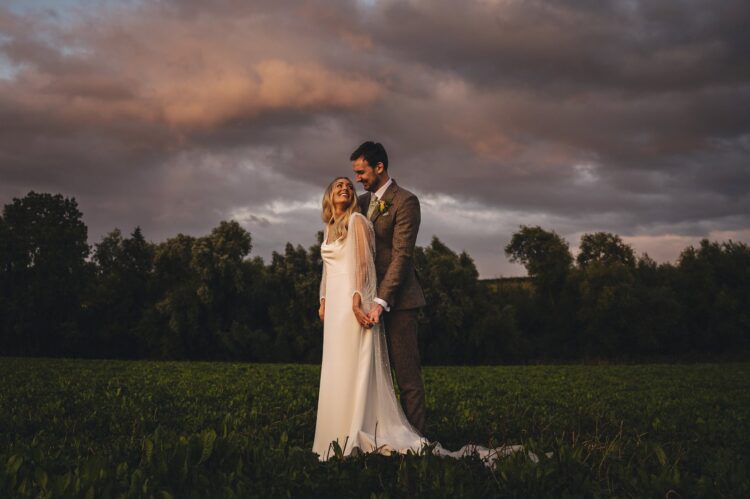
[1,192,749,363]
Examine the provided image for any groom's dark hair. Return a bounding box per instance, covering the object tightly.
[350,141,388,171]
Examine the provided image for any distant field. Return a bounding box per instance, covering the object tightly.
[1,358,748,497]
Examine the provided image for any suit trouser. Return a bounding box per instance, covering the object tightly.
[384,308,426,434]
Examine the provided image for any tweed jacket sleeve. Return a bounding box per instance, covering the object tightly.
[377,193,421,306]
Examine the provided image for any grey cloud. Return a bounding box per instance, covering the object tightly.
[370,0,750,95]
[242,214,271,228]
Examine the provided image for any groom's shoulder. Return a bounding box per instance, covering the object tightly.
[392,183,419,204]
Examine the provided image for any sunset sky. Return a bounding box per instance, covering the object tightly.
[2,0,749,277]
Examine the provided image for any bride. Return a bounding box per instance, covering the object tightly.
[312,177,524,464]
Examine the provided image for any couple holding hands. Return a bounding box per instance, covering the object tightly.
[313,141,521,464]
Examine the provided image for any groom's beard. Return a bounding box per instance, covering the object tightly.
[364,176,386,193]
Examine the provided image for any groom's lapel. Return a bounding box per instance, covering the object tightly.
[370,180,398,223]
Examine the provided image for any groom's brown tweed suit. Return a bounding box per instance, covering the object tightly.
[359,180,427,434]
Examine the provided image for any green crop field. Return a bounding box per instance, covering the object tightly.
[1,358,748,497]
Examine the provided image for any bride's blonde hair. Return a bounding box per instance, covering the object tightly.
[321,177,359,241]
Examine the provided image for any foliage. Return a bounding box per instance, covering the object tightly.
[264,236,324,363]
[85,227,155,358]
[414,238,481,363]
[502,229,750,361]
[1,191,750,363]
[505,225,573,298]
[0,358,748,497]
[577,232,636,268]
[0,192,89,357]
[675,239,750,352]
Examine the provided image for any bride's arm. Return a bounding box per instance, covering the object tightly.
[319,240,327,321]
[352,293,371,328]
[351,214,376,328]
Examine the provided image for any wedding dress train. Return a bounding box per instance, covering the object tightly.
[312,213,527,465]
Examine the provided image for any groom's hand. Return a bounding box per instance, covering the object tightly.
[368,304,384,324]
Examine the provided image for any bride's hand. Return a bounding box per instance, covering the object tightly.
[352,293,373,328]
[319,299,325,322]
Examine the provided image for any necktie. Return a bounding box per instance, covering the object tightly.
[367,195,379,218]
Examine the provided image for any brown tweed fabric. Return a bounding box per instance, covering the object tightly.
[384,309,426,434]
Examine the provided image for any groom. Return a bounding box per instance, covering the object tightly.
[351,141,427,434]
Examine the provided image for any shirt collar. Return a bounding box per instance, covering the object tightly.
[373,178,393,200]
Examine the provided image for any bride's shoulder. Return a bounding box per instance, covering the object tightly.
[348,212,372,231]
[350,212,370,224]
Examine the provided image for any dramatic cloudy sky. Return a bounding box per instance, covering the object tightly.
[1,0,749,276]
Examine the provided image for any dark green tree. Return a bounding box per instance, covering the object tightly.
[414,237,482,364]
[505,226,573,300]
[577,232,636,268]
[151,221,253,359]
[504,226,575,356]
[152,233,200,358]
[675,240,750,352]
[480,278,536,362]
[574,233,638,357]
[0,192,89,356]
[630,255,683,355]
[265,236,324,363]
[217,254,273,362]
[86,227,155,358]
[576,257,637,357]
[0,215,10,351]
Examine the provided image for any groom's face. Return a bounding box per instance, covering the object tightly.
[352,156,384,193]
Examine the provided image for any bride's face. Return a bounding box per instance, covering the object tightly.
[332,178,355,207]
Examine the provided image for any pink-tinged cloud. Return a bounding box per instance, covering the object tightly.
[156,59,382,127]
[1,4,383,129]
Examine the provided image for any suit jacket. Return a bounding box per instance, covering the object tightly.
[358,180,426,310]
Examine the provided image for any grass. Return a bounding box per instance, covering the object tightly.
[1,358,749,497]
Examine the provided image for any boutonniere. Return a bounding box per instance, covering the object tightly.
[378,199,392,215]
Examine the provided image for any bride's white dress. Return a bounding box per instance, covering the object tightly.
[312,213,525,464]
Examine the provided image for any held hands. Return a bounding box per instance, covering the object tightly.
[353,306,373,329]
[367,303,384,325]
[352,294,374,329]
